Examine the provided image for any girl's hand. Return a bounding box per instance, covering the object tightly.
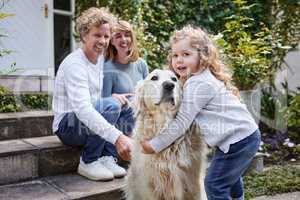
[112,93,133,105]
[140,140,155,154]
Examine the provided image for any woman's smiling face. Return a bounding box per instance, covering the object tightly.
[111,31,132,55]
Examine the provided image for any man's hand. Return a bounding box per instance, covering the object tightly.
[140,140,155,154]
[112,93,133,105]
[115,134,133,161]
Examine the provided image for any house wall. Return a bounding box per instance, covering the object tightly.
[0,0,75,93]
[0,0,54,77]
[275,43,300,92]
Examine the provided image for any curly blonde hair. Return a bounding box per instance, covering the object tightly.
[106,20,139,62]
[168,25,239,96]
[76,7,117,42]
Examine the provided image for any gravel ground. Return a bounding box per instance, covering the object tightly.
[252,192,300,200]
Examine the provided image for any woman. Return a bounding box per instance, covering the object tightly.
[101,19,148,162]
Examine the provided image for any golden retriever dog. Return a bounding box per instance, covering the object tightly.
[125,69,208,200]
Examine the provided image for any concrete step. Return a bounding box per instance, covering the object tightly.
[0,173,125,200]
[0,136,80,185]
[0,111,53,141]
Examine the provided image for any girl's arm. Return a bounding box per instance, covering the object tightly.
[142,80,215,153]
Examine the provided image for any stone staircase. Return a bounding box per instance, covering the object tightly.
[0,111,125,200]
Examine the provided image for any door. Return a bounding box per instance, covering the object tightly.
[53,0,75,74]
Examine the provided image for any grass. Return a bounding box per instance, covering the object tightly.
[244,165,300,199]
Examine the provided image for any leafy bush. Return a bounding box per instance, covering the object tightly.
[0,86,51,112]
[0,86,20,112]
[217,1,272,90]
[20,93,51,110]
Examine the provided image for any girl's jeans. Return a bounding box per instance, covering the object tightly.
[205,129,261,200]
[55,97,134,164]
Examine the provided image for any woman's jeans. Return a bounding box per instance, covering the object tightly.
[205,129,261,200]
[55,97,134,164]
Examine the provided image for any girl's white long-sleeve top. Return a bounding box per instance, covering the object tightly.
[149,68,258,153]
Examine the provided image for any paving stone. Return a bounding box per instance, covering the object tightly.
[23,135,64,149]
[253,192,300,200]
[38,147,80,177]
[0,153,38,185]
[0,139,39,185]
[0,180,67,200]
[45,173,126,200]
[0,136,81,184]
[0,111,53,140]
[24,136,81,177]
[0,139,37,156]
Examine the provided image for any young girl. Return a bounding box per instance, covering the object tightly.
[141,25,261,200]
[101,20,148,160]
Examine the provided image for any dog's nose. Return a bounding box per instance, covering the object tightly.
[163,81,175,91]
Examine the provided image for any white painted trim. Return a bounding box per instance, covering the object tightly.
[71,0,76,51]
[46,0,55,78]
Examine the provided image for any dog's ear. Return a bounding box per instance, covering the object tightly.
[131,80,145,118]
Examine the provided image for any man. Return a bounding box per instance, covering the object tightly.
[52,7,132,181]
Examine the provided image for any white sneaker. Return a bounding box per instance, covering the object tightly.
[77,158,114,181]
[98,156,127,178]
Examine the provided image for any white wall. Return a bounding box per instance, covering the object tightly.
[275,43,300,92]
[0,0,53,77]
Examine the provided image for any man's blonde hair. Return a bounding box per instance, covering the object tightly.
[169,25,239,96]
[106,20,139,62]
[76,7,116,41]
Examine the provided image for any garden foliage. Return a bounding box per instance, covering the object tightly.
[0,86,51,112]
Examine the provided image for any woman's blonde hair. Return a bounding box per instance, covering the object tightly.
[168,25,239,96]
[106,20,139,62]
[76,7,116,42]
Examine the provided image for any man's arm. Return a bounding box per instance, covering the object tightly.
[64,63,122,145]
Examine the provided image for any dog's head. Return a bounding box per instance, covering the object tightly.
[133,69,181,117]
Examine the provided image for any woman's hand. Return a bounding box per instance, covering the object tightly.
[112,93,133,105]
[140,140,155,154]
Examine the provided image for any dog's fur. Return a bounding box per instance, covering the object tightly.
[125,69,208,200]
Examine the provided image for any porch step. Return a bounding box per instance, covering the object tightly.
[0,136,80,185]
[0,173,125,200]
[0,111,53,140]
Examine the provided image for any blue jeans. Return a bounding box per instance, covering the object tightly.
[55,97,134,164]
[205,129,261,200]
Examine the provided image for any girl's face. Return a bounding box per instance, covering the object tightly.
[111,31,132,55]
[171,38,200,79]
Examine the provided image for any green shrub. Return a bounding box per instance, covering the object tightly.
[217,0,272,90]
[0,86,51,112]
[20,93,51,110]
[244,165,300,199]
[0,86,20,112]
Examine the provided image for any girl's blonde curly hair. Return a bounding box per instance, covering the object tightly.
[168,25,239,96]
[76,7,117,42]
[106,20,139,62]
